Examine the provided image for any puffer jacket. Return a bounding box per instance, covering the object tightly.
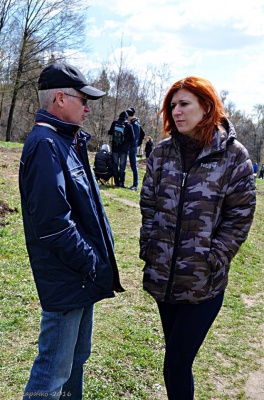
[139,120,256,304]
[19,109,124,312]
[94,150,113,173]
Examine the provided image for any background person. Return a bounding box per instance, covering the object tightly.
[126,107,145,190]
[258,163,264,179]
[139,76,256,400]
[19,62,124,400]
[93,144,114,185]
[253,162,258,174]
[145,135,154,158]
[108,111,134,188]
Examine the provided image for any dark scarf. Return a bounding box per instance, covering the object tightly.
[176,133,203,172]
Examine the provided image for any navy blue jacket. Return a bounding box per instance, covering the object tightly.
[19,109,124,311]
[129,117,145,147]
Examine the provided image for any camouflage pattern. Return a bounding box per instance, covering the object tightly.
[139,120,256,304]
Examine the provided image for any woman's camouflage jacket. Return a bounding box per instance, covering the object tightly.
[139,120,256,304]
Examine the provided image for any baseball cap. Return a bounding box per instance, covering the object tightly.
[126,107,135,116]
[38,62,106,100]
[119,111,128,119]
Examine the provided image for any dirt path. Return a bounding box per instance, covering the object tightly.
[245,359,264,399]
[101,189,140,208]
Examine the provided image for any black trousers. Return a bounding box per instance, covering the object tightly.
[94,171,113,182]
[157,292,224,400]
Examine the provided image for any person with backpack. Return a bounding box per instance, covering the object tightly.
[93,144,114,185]
[126,107,145,190]
[108,111,134,187]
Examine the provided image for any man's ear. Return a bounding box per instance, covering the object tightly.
[55,91,64,106]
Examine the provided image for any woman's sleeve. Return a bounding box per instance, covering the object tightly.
[208,145,256,269]
[139,153,157,260]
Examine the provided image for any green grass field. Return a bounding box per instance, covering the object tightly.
[0,141,263,399]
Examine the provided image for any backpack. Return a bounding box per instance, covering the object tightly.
[113,123,125,146]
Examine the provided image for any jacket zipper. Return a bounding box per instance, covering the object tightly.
[164,148,226,301]
[164,171,186,301]
[77,136,125,292]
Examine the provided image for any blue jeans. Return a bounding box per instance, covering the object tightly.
[157,293,224,400]
[129,145,138,187]
[23,306,94,400]
[112,152,128,186]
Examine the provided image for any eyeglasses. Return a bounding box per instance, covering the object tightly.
[63,93,89,106]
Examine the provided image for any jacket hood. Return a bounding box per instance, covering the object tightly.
[211,118,236,151]
[131,117,140,123]
[116,118,126,124]
[101,144,110,152]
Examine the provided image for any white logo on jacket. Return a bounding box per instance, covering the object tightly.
[200,162,217,169]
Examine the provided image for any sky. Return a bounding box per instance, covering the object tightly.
[71,0,264,115]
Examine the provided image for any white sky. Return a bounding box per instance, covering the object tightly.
[73,0,264,115]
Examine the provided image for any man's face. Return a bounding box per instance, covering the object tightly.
[56,90,91,127]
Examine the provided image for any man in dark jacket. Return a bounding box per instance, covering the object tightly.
[108,111,134,187]
[126,107,145,190]
[19,62,124,400]
[93,144,114,185]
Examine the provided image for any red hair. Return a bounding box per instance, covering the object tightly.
[161,76,227,146]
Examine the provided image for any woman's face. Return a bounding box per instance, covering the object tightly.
[170,89,205,138]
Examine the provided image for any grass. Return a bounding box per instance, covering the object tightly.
[0,141,263,399]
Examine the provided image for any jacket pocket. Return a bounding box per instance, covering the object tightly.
[207,249,228,272]
[83,253,98,282]
[139,238,151,261]
[71,166,85,178]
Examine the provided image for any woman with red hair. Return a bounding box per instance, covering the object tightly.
[139,76,256,399]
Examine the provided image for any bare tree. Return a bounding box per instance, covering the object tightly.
[0,0,14,34]
[84,68,111,151]
[0,0,16,123]
[3,0,89,141]
[108,38,135,120]
[138,64,171,143]
[221,91,264,162]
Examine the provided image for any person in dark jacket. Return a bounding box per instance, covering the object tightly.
[93,144,114,185]
[19,62,124,400]
[126,107,145,190]
[139,76,256,400]
[145,135,154,158]
[108,111,134,187]
[258,163,264,179]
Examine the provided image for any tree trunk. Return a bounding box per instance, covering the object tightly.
[5,37,25,141]
[5,86,19,141]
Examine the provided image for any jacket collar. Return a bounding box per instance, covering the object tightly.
[171,118,236,153]
[35,109,91,141]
